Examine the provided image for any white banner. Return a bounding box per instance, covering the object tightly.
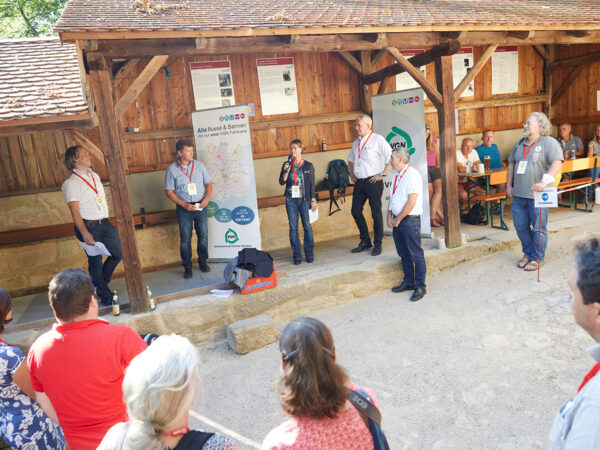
[191,105,261,259]
[372,88,431,236]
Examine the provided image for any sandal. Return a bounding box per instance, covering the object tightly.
[431,219,441,227]
[524,260,544,271]
[517,255,531,268]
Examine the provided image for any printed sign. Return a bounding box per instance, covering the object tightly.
[256,57,299,115]
[190,61,235,110]
[534,187,558,208]
[492,46,519,95]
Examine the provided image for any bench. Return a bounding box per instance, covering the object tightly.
[471,169,509,230]
[557,156,599,212]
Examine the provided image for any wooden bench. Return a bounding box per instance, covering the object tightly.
[557,156,599,212]
[471,169,509,230]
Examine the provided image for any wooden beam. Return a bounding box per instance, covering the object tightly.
[440,31,463,40]
[360,50,372,115]
[371,49,387,67]
[454,44,497,98]
[195,37,208,48]
[363,40,460,85]
[338,51,362,74]
[87,52,148,314]
[423,94,548,113]
[113,55,169,120]
[506,30,533,40]
[0,116,94,136]
[545,45,556,118]
[551,50,600,70]
[112,58,140,88]
[533,44,548,60]
[70,130,106,170]
[552,65,584,105]
[565,30,590,38]
[363,32,386,43]
[377,77,388,95]
[434,54,461,248]
[277,34,299,45]
[385,46,443,108]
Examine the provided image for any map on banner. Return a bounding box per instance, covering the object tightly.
[190,61,236,110]
[256,57,299,115]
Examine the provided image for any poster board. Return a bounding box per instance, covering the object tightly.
[189,61,235,110]
[395,49,427,98]
[256,57,299,116]
[452,48,474,98]
[191,105,261,259]
[492,46,519,95]
[372,88,431,236]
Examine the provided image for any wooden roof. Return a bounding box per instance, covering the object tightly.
[55,0,600,38]
[0,38,89,128]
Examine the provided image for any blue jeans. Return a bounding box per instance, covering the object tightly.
[176,205,208,269]
[75,221,122,305]
[392,216,426,288]
[285,197,314,262]
[511,196,548,262]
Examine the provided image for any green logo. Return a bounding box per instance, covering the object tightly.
[385,126,415,155]
[225,228,239,244]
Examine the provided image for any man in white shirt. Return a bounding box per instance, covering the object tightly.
[62,146,122,306]
[548,238,600,448]
[387,147,426,301]
[347,115,392,256]
[456,137,485,211]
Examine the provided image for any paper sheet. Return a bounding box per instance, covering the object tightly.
[210,289,234,298]
[309,207,319,224]
[79,241,112,257]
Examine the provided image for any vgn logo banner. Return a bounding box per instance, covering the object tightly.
[192,104,261,259]
[372,87,431,236]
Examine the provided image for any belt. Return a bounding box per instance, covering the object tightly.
[83,218,109,225]
[356,176,380,181]
[393,214,420,220]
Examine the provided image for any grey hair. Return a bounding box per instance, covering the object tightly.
[355,114,372,127]
[529,112,552,136]
[392,147,410,163]
[114,335,202,450]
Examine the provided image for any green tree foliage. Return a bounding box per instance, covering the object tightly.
[0,0,68,38]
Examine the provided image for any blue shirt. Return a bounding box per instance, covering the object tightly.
[475,144,502,169]
[164,159,212,203]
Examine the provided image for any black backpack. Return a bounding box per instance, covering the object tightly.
[318,159,351,215]
[461,201,487,225]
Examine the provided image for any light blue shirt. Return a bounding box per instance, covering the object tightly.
[164,159,212,203]
[548,343,600,449]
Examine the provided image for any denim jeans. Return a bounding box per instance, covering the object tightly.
[511,196,548,262]
[176,205,208,269]
[392,216,426,288]
[285,197,314,262]
[75,221,122,305]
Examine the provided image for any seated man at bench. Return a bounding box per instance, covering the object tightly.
[475,130,506,193]
[457,138,485,212]
[557,123,584,161]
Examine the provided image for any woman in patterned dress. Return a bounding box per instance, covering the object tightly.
[0,288,66,449]
[262,317,378,449]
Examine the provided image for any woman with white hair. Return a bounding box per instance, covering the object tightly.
[99,334,237,450]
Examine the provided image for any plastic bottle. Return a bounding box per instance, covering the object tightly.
[146,286,156,311]
[595,186,600,205]
[322,136,326,152]
[112,291,120,316]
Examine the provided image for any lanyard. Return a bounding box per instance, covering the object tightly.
[523,138,542,160]
[176,160,194,181]
[358,131,373,160]
[292,159,303,185]
[72,171,98,195]
[579,361,600,392]
[392,164,410,195]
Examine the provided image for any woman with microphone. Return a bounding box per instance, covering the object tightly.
[279,140,317,265]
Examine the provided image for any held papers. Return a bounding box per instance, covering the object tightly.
[79,241,112,257]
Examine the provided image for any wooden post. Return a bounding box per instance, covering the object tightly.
[434,55,461,248]
[87,52,148,314]
[360,50,372,115]
[545,45,556,119]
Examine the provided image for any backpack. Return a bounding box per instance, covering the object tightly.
[318,159,351,215]
[174,430,215,449]
[461,201,487,225]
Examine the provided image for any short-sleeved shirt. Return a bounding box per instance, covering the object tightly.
[426,136,438,167]
[508,136,563,199]
[27,319,147,450]
[475,144,503,169]
[589,140,600,157]
[164,159,212,203]
[456,150,481,183]
[347,132,392,179]
[557,135,584,160]
[389,165,423,217]
[62,169,109,220]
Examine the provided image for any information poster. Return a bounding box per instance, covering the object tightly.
[452,48,474,98]
[191,105,261,259]
[190,61,235,110]
[395,49,427,99]
[492,46,519,95]
[372,88,431,236]
[256,57,299,115]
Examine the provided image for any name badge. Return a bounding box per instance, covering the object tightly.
[291,185,301,198]
[187,183,197,195]
[516,161,527,175]
[97,197,105,210]
[357,162,361,168]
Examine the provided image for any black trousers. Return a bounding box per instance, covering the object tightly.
[351,178,384,246]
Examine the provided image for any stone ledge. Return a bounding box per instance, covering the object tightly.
[227,314,280,355]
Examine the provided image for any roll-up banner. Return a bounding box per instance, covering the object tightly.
[372,88,431,236]
[191,105,261,260]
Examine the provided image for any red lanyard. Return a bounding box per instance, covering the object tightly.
[292,159,303,185]
[176,160,194,181]
[392,165,410,194]
[358,132,373,160]
[579,361,600,392]
[0,339,10,346]
[72,171,98,195]
[523,138,542,160]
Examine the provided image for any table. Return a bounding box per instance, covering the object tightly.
[461,167,507,225]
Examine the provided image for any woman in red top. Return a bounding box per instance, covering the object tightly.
[262,317,377,450]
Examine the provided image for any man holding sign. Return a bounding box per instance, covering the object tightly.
[165,139,213,278]
[507,112,563,272]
